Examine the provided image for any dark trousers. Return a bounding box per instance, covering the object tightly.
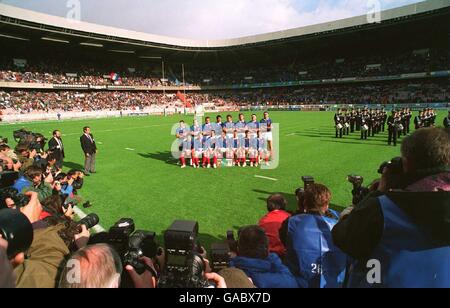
[350,122,355,133]
[388,128,397,146]
[336,128,343,138]
[361,130,368,140]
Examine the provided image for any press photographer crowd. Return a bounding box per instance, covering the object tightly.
[0,123,449,289]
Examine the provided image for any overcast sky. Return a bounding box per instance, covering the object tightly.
[1,0,424,39]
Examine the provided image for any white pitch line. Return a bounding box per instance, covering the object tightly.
[254,175,278,181]
[62,124,169,137]
[286,133,298,136]
[73,206,106,233]
[125,148,135,151]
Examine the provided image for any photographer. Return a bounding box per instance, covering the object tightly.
[67,169,84,193]
[258,194,291,257]
[281,184,348,288]
[12,192,91,288]
[230,225,298,288]
[21,166,53,202]
[332,127,450,288]
[59,244,158,288]
[0,145,21,171]
[15,143,37,172]
[53,173,74,197]
[0,236,16,288]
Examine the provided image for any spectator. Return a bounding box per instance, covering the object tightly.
[258,194,291,257]
[332,127,450,288]
[230,225,298,288]
[281,184,347,288]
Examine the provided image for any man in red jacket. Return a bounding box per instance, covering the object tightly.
[258,194,291,257]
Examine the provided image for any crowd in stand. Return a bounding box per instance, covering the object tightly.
[0,80,448,114]
[1,49,449,87]
[0,126,449,288]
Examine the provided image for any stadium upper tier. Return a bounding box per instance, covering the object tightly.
[0,49,449,89]
[0,0,449,49]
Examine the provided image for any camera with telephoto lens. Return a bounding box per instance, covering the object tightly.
[378,157,403,175]
[301,176,315,189]
[13,129,47,152]
[347,175,370,206]
[91,218,158,276]
[210,242,231,272]
[158,220,210,288]
[122,230,158,275]
[0,187,30,210]
[0,208,33,258]
[77,213,100,232]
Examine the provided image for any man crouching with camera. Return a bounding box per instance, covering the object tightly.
[332,127,450,288]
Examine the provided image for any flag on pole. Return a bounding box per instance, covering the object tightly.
[177,91,192,108]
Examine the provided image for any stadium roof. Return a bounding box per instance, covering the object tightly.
[0,0,449,51]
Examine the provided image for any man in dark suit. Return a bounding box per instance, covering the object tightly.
[80,126,97,175]
[48,130,65,170]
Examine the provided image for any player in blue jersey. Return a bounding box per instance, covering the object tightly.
[235,130,247,167]
[191,119,202,139]
[224,115,235,139]
[257,130,270,166]
[235,113,247,139]
[202,117,214,139]
[260,111,273,153]
[214,115,224,135]
[248,130,259,167]
[180,135,192,169]
[247,114,260,139]
[176,120,189,167]
[192,133,203,168]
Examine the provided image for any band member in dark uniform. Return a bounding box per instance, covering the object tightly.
[350,109,356,133]
[400,108,408,136]
[414,111,424,130]
[343,111,350,136]
[444,111,450,128]
[397,111,404,139]
[405,108,412,134]
[387,110,399,146]
[334,109,343,138]
[355,108,362,131]
[381,108,387,132]
[360,110,369,140]
[367,109,373,138]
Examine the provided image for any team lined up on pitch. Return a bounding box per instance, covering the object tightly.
[175,113,273,169]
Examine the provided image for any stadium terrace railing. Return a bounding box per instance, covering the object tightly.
[0,70,449,92]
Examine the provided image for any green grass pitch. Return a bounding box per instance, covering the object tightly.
[0,111,445,246]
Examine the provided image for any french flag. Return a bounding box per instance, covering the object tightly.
[110,72,120,81]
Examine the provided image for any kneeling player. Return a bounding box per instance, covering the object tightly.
[258,132,270,166]
[180,136,192,169]
[192,134,203,169]
[248,133,259,167]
